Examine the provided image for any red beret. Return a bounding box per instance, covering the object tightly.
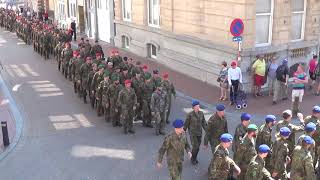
[96,52,101,56]
[124,79,132,84]
[142,64,148,69]
[163,73,169,79]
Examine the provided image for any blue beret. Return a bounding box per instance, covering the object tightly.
[258,144,270,153]
[220,133,233,142]
[313,106,320,113]
[172,119,184,128]
[216,104,225,111]
[241,113,251,121]
[192,100,200,107]
[303,135,314,145]
[305,122,317,132]
[265,115,276,123]
[280,127,291,137]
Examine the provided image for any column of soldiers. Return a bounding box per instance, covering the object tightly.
[158,100,320,180]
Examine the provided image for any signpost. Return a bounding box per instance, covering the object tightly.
[230,18,244,61]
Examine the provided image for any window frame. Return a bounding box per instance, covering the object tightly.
[124,36,130,49]
[97,0,102,9]
[291,0,307,42]
[150,44,157,59]
[255,0,274,47]
[147,0,160,28]
[122,0,132,22]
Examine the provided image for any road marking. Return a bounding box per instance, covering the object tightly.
[9,64,27,77]
[21,64,39,77]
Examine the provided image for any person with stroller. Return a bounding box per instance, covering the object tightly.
[228,60,243,105]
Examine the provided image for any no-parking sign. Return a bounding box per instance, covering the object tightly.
[230,18,244,37]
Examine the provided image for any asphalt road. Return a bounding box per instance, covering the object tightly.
[0,29,301,180]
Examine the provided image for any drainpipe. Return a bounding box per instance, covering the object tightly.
[94,0,98,41]
[109,0,115,46]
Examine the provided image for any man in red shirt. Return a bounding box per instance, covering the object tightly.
[309,54,318,91]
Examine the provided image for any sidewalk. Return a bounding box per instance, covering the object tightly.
[72,37,320,116]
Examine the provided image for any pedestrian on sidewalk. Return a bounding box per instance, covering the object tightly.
[157,119,192,180]
[70,20,76,41]
[267,57,278,96]
[291,64,308,116]
[228,60,242,105]
[308,54,318,91]
[218,61,228,101]
[204,104,228,154]
[183,100,207,165]
[252,55,266,97]
[273,59,289,105]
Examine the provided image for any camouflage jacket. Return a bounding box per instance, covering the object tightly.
[158,131,190,164]
[161,79,176,97]
[245,155,273,180]
[204,113,228,146]
[291,145,316,180]
[184,110,207,136]
[117,88,137,110]
[234,134,257,168]
[108,83,123,106]
[232,123,247,154]
[270,138,289,174]
[256,123,273,150]
[276,120,304,153]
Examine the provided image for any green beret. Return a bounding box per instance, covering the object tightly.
[111,74,119,81]
[98,64,105,69]
[104,70,110,77]
[155,80,161,88]
[144,72,152,80]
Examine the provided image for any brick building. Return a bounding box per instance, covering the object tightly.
[113,0,320,89]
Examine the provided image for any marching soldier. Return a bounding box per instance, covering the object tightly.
[161,73,176,124]
[131,71,144,120]
[100,70,111,122]
[233,113,251,159]
[108,75,123,127]
[80,57,92,103]
[61,42,73,79]
[183,100,207,165]
[73,52,84,95]
[297,122,317,166]
[91,40,104,58]
[142,72,155,127]
[157,119,192,180]
[92,64,105,115]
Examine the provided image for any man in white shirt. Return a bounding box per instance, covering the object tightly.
[228,60,243,105]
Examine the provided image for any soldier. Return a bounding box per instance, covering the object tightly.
[113,50,123,68]
[69,50,79,83]
[80,56,92,103]
[42,30,50,59]
[131,71,144,120]
[276,109,304,154]
[183,100,207,165]
[157,119,192,180]
[151,84,169,136]
[208,133,241,180]
[130,61,142,77]
[91,64,104,112]
[117,80,137,134]
[108,75,123,127]
[61,42,73,79]
[84,39,91,57]
[78,37,85,48]
[88,63,98,108]
[100,70,111,122]
[161,73,176,124]
[142,72,155,127]
[270,127,291,179]
[91,40,104,58]
[54,41,63,70]
[119,66,131,85]
[297,122,316,166]
[234,124,258,180]
[204,104,228,154]
[290,136,316,180]
[233,113,251,159]
[255,115,276,170]
[73,52,84,95]
[152,69,162,86]
[245,144,274,180]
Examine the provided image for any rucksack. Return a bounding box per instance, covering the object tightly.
[276,65,286,81]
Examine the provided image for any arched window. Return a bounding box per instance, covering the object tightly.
[147,43,157,59]
[121,35,130,49]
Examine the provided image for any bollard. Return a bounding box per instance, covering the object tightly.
[1,121,9,146]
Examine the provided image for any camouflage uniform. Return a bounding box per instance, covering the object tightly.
[61,47,73,79]
[131,75,144,119]
[117,87,137,134]
[304,115,320,167]
[99,74,111,122]
[150,88,169,135]
[290,145,316,180]
[79,62,91,103]
[204,113,228,154]
[245,155,273,180]
[158,131,191,180]
[270,138,289,179]
[183,110,207,163]
[73,57,84,95]
[276,120,304,154]
[161,79,176,124]
[208,144,237,180]
[142,78,155,127]
[232,123,247,159]
[234,134,257,180]
[256,123,273,170]
[108,79,123,127]
[87,65,98,108]
[91,68,104,111]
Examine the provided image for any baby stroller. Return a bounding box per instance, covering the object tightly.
[231,84,248,110]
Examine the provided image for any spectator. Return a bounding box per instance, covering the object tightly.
[218,61,228,101]
[228,60,242,105]
[291,64,308,115]
[273,59,289,105]
[267,57,278,96]
[71,20,76,41]
[308,54,318,91]
[252,55,266,97]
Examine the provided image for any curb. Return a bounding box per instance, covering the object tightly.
[0,74,24,161]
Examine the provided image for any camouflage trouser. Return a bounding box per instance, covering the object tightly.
[142,99,152,126]
[168,161,182,180]
[209,139,219,155]
[153,111,166,134]
[166,95,172,123]
[120,108,134,133]
[104,103,110,122]
[64,63,69,79]
[110,102,120,126]
[96,96,103,116]
[190,135,202,161]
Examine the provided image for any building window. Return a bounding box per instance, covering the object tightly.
[106,0,109,10]
[69,3,76,17]
[255,0,274,46]
[291,0,306,41]
[148,44,157,59]
[122,0,131,21]
[122,36,130,49]
[148,0,160,27]
[97,0,102,9]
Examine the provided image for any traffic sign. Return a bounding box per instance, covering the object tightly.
[230,18,244,37]
[232,36,242,42]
